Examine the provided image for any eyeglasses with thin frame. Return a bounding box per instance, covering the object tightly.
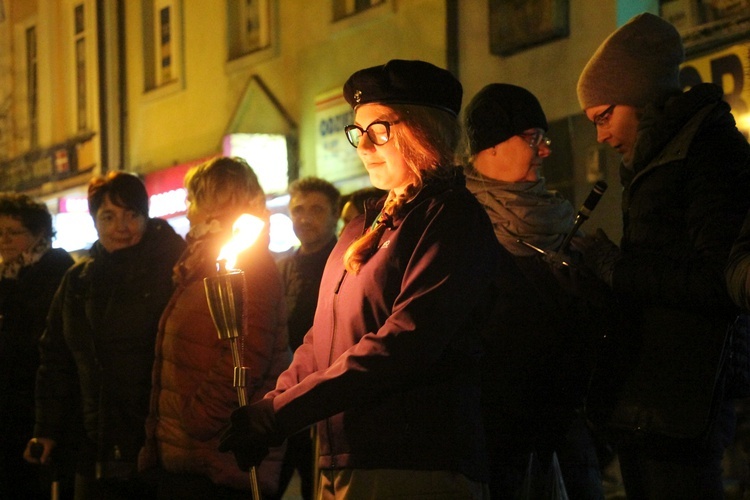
[593,104,616,128]
[518,130,551,149]
[344,120,398,148]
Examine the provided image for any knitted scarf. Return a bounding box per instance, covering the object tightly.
[0,236,51,280]
[465,167,575,256]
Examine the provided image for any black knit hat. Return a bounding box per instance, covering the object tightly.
[464,83,548,155]
[343,59,462,116]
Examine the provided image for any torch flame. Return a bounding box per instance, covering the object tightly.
[217,214,265,270]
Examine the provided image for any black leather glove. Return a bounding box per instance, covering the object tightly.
[573,228,621,287]
[218,398,283,471]
[223,437,268,472]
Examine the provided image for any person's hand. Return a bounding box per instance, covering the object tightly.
[218,398,283,471]
[571,228,621,287]
[23,437,56,465]
[220,436,269,472]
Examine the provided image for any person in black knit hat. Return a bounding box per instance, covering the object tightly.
[219,59,499,498]
[464,83,615,500]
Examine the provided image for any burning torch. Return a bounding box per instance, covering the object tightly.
[203,214,265,500]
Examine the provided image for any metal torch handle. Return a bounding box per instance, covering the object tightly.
[228,339,260,500]
[229,338,248,406]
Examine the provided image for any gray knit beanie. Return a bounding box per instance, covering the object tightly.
[464,84,548,155]
[577,13,684,110]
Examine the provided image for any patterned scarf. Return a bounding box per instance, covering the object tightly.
[465,167,575,256]
[0,236,51,280]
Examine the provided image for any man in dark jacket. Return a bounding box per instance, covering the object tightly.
[275,177,340,500]
[24,173,186,499]
[575,13,750,499]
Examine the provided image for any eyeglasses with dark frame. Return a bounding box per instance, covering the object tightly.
[518,130,551,149]
[593,104,616,128]
[344,120,398,148]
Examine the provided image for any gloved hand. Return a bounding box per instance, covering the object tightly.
[218,398,283,471]
[571,228,621,287]
[221,436,268,472]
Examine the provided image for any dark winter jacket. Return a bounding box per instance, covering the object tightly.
[277,237,337,351]
[604,83,750,439]
[267,171,498,483]
[479,249,613,449]
[139,226,290,493]
[34,218,185,477]
[0,248,73,442]
[727,209,750,311]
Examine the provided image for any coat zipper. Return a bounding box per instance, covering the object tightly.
[325,270,347,469]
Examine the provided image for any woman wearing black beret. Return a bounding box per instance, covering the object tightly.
[220,59,499,498]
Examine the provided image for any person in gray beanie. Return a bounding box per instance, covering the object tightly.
[574,12,750,499]
[464,83,615,500]
[577,12,684,111]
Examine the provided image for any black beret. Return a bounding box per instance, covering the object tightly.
[343,59,462,116]
[464,83,548,155]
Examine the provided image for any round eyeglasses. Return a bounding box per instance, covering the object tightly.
[518,130,551,149]
[344,120,397,148]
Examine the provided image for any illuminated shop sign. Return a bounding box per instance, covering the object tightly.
[143,159,205,219]
[223,133,289,196]
[314,89,362,182]
[54,195,97,252]
[681,42,750,134]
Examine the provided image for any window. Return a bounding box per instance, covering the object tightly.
[228,0,271,60]
[74,4,87,131]
[333,0,386,21]
[158,4,172,82]
[26,26,37,148]
[143,0,182,91]
[489,0,569,57]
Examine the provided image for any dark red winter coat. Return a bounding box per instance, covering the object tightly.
[140,227,290,493]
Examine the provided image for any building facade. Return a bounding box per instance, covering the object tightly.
[0,0,748,252]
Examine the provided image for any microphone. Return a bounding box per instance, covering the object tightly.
[558,180,608,253]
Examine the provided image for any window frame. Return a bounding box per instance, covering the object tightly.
[26,25,38,149]
[74,3,87,132]
[142,0,184,94]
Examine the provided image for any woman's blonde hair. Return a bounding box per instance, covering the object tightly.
[185,156,266,221]
[343,104,460,274]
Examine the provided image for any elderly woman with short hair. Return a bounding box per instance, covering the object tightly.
[0,193,74,499]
